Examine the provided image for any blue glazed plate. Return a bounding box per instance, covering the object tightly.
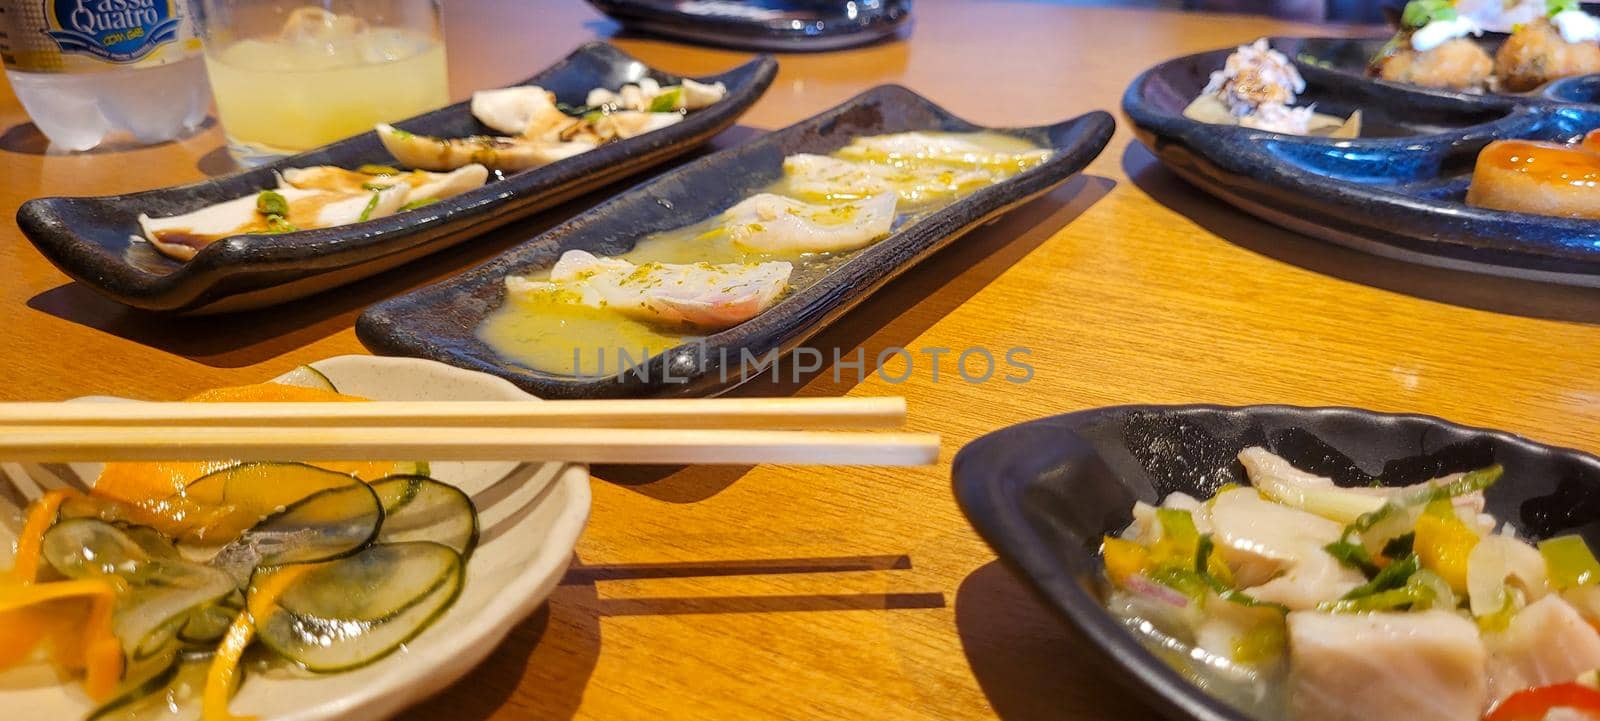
[952,404,1600,721]
[357,85,1114,399]
[1124,41,1600,287]
[17,43,776,314]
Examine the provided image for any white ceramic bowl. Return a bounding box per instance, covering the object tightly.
[2,355,591,721]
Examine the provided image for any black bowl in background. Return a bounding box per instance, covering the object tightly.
[587,0,912,52]
[953,404,1600,721]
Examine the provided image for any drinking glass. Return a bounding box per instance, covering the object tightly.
[189,0,449,165]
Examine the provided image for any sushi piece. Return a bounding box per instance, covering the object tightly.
[1286,610,1488,721]
[138,185,408,260]
[1466,139,1600,219]
[504,250,792,330]
[1495,12,1600,92]
[722,193,898,254]
[279,164,489,206]
[1372,1,1493,90]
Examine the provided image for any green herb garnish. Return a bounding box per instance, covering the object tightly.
[357,191,382,222]
[1325,540,1382,577]
[1401,0,1457,28]
[255,190,289,217]
[1549,0,1580,16]
[399,197,439,212]
[648,86,684,113]
[357,164,401,176]
[360,181,393,191]
[262,215,299,234]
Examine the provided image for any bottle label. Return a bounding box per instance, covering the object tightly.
[0,0,199,72]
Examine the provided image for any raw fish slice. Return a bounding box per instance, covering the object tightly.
[723,193,898,254]
[138,185,408,260]
[782,153,993,204]
[279,164,490,204]
[592,111,683,140]
[377,124,596,172]
[1287,610,1487,721]
[586,78,725,112]
[471,86,580,140]
[1239,447,1489,522]
[1485,595,1600,700]
[837,131,1053,170]
[504,250,792,330]
[1207,488,1363,606]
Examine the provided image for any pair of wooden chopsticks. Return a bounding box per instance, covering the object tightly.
[0,398,938,466]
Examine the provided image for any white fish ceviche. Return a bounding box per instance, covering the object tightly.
[1102,447,1600,721]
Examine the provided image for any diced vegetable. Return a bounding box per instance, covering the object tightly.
[253,542,464,672]
[1541,535,1600,591]
[1414,500,1479,594]
[1484,682,1600,721]
[648,86,684,112]
[1103,537,1151,587]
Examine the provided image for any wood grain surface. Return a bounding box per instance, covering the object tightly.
[3,2,1597,719]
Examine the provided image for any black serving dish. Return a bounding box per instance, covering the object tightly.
[1125,40,1600,287]
[587,0,911,52]
[952,404,1600,721]
[17,42,777,314]
[357,85,1114,399]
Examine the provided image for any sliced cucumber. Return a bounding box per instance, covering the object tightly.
[275,364,338,392]
[253,542,464,672]
[88,649,213,721]
[177,600,237,645]
[178,462,369,547]
[41,519,236,661]
[369,476,478,557]
[207,482,383,584]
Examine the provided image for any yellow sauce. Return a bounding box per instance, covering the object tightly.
[478,131,1050,376]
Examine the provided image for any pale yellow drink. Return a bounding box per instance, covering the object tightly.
[205,27,447,155]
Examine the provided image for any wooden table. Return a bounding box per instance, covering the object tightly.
[4,2,1599,719]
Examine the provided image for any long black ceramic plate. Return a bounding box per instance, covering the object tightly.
[1124,41,1600,287]
[358,85,1114,399]
[586,0,911,52]
[952,404,1600,721]
[16,43,777,314]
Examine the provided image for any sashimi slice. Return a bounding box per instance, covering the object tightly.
[1287,610,1487,721]
[782,153,992,204]
[722,193,898,254]
[504,250,791,330]
[137,185,407,260]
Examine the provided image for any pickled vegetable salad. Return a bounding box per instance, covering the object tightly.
[0,372,477,721]
[1103,447,1600,721]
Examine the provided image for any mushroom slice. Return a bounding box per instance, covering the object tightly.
[376,124,595,172]
[681,79,727,109]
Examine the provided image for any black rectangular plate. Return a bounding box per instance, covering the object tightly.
[16,42,776,314]
[357,85,1115,399]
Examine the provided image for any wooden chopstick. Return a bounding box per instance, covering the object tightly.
[0,427,940,465]
[0,397,906,430]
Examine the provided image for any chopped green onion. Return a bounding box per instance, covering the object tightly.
[1540,535,1600,590]
[1548,0,1580,16]
[360,181,393,191]
[1341,554,1420,600]
[1325,540,1381,577]
[357,164,401,176]
[1401,0,1458,28]
[262,215,298,234]
[357,191,381,222]
[255,190,289,218]
[399,198,439,212]
[1147,565,1210,600]
[648,86,685,113]
[1381,532,1416,559]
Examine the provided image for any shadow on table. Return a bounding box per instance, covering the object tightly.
[402,552,942,721]
[0,118,217,157]
[25,125,768,369]
[955,560,1162,721]
[1123,142,1600,324]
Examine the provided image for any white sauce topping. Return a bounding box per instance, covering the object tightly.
[1411,16,1483,52]
[1552,9,1600,44]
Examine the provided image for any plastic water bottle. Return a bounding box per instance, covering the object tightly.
[0,0,211,151]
